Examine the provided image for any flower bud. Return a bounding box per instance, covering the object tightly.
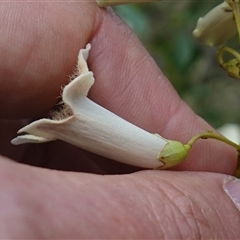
[193,1,236,47]
[157,140,191,169]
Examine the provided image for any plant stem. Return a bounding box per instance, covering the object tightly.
[186,131,240,178]
[236,152,240,177]
[228,0,240,44]
[186,130,240,150]
[217,46,240,64]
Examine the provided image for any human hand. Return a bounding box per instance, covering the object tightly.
[0,2,240,238]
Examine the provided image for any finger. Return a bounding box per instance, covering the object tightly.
[0,158,239,238]
[1,2,235,173]
[87,10,236,174]
[0,1,100,118]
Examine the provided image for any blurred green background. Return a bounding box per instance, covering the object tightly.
[114,0,240,128]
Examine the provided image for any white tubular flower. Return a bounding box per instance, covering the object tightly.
[11,44,189,169]
[193,1,236,47]
[96,0,159,7]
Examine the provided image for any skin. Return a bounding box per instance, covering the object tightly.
[0,1,240,238]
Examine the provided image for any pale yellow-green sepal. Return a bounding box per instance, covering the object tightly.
[157,140,191,169]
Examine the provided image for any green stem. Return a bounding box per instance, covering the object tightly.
[186,130,240,150]
[229,0,240,44]
[217,46,240,64]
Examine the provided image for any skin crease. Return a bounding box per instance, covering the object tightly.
[0,1,240,238]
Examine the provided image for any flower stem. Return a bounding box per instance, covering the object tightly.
[236,152,240,177]
[217,46,240,64]
[185,131,240,178]
[227,0,240,44]
[186,130,240,150]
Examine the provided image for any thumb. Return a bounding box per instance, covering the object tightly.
[0,157,240,238]
[132,171,240,239]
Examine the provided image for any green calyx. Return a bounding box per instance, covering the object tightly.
[157,140,191,169]
[157,130,240,176]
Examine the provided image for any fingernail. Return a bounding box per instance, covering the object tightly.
[224,176,240,211]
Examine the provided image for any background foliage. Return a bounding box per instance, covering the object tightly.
[114,0,240,128]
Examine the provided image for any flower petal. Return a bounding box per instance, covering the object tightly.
[11,118,65,145]
[77,43,91,74]
[63,72,94,110]
[11,134,50,144]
